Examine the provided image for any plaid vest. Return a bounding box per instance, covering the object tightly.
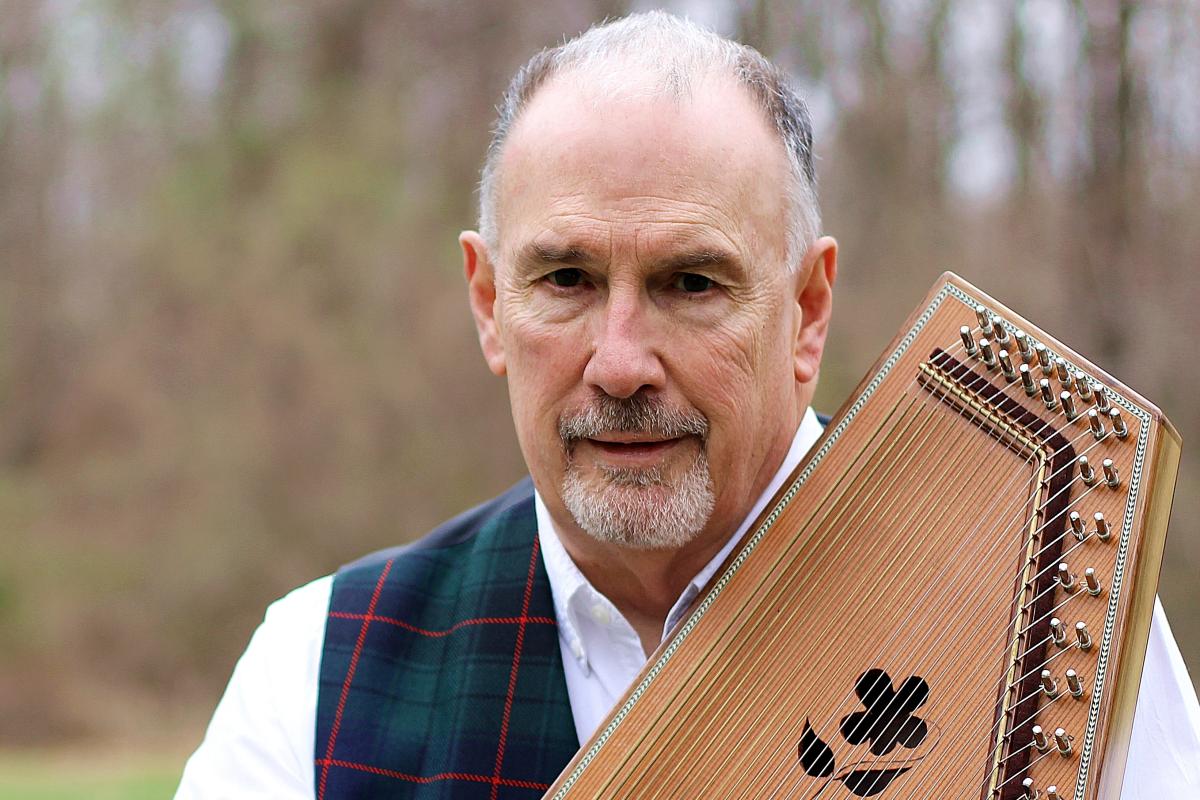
[315,479,579,799]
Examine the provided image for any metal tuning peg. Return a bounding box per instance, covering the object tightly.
[1022,778,1038,800]
[1076,621,1093,650]
[1095,383,1112,412]
[979,338,997,368]
[1084,567,1103,596]
[1040,379,1057,409]
[1069,511,1086,540]
[1055,358,1072,385]
[1049,617,1067,646]
[1035,343,1054,375]
[1103,458,1120,488]
[960,325,978,356]
[1088,408,1106,439]
[993,320,1010,345]
[1046,787,1061,800]
[976,304,994,335]
[1015,330,1034,361]
[1056,563,1077,593]
[999,349,1016,380]
[1078,456,1096,486]
[1054,727,1073,757]
[1076,372,1094,400]
[1066,669,1085,698]
[1060,391,1077,420]
[1094,512,1111,541]
[1032,724,1049,752]
[1041,669,1060,698]
[1020,364,1036,396]
[1108,407,1129,438]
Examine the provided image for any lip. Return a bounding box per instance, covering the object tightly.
[578,436,689,467]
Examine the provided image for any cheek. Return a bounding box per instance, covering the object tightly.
[498,299,592,436]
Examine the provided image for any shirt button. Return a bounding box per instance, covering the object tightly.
[570,639,584,660]
[590,604,611,625]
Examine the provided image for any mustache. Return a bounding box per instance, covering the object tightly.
[558,393,709,446]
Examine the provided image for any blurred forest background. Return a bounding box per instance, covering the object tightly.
[1,0,1197,781]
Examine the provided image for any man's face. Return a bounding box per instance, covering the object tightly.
[465,74,832,551]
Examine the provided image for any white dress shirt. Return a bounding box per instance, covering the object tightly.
[177,408,1200,797]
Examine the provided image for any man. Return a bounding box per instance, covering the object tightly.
[177,12,1200,798]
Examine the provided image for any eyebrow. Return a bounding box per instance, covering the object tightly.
[522,242,598,266]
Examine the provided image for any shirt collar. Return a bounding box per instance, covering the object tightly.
[536,407,826,672]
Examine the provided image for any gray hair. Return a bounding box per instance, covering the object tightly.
[477,11,821,269]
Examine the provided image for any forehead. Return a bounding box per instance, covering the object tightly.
[495,72,791,262]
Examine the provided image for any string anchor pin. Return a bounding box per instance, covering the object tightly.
[995,349,1015,380]
[1076,373,1094,400]
[1066,669,1085,698]
[1076,621,1093,650]
[1021,778,1038,800]
[1094,512,1111,540]
[1061,391,1078,420]
[1109,407,1129,438]
[1055,358,1072,386]
[1040,379,1057,409]
[1088,408,1106,439]
[1069,512,1086,541]
[1041,669,1060,698]
[1035,343,1054,375]
[1084,567,1103,596]
[1014,330,1034,361]
[1054,727,1073,757]
[960,325,978,356]
[1057,563,1077,593]
[1049,617,1067,646]
[1078,456,1096,486]
[1019,364,1036,396]
[1102,458,1120,488]
[980,338,997,368]
[975,304,994,334]
[1046,787,1061,800]
[1031,725,1049,752]
[1096,383,1112,413]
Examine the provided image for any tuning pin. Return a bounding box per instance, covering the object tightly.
[1076,621,1093,650]
[1057,563,1077,593]
[999,349,1017,380]
[960,325,978,356]
[1060,391,1077,420]
[1054,727,1073,757]
[1109,407,1128,438]
[1022,778,1038,800]
[1055,358,1072,385]
[976,304,994,334]
[1040,379,1057,409]
[1020,364,1037,396]
[1094,512,1111,540]
[1084,567,1103,596]
[1032,724,1049,752]
[979,338,997,368]
[1069,512,1086,540]
[1078,456,1096,486]
[1035,343,1054,375]
[1046,786,1061,800]
[1103,458,1120,488]
[1066,669,1085,698]
[994,321,1010,345]
[1041,669,1059,698]
[1076,373,1094,400]
[1088,408,1106,439]
[1014,330,1034,361]
[1050,617,1067,646]
[1096,384,1112,412]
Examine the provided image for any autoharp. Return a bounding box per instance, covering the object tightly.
[544,273,1180,799]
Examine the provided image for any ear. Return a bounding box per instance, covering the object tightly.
[793,236,838,385]
[461,230,506,376]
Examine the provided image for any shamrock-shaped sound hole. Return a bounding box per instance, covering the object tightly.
[840,668,929,756]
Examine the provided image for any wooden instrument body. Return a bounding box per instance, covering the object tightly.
[544,273,1180,800]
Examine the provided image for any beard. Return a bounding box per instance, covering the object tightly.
[558,394,715,550]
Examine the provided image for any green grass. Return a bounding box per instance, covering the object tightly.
[0,751,182,800]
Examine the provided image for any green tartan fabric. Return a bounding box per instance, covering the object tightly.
[315,479,580,799]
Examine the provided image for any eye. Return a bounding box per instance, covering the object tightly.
[673,273,714,293]
[546,268,584,288]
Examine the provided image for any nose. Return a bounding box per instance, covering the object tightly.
[582,289,666,399]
